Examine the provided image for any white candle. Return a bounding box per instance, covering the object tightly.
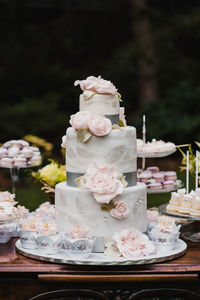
[186,150,189,194]
[196,150,199,192]
[142,115,146,170]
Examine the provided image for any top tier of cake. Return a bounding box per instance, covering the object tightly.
[75,76,120,124]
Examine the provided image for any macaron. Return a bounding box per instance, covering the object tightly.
[162,180,175,190]
[146,166,160,173]
[164,171,177,182]
[138,171,152,183]
[147,182,162,190]
[152,172,165,183]
[0,157,13,167]
[28,155,42,166]
[13,156,27,167]
[0,148,7,158]
[21,148,33,158]
[8,146,20,158]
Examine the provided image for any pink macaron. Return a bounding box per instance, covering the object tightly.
[152,172,165,183]
[138,171,152,183]
[163,180,175,189]
[146,166,160,173]
[0,148,8,158]
[13,156,27,167]
[0,157,13,167]
[147,182,162,190]
[164,171,177,182]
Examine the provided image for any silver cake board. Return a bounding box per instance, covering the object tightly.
[15,239,187,266]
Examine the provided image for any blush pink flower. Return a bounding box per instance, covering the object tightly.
[113,228,156,258]
[83,163,124,204]
[69,111,92,130]
[110,201,129,219]
[74,76,117,95]
[69,225,90,239]
[37,221,58,236]
[88,115,112,137]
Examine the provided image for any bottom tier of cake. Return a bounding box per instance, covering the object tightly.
[55,182,147,252]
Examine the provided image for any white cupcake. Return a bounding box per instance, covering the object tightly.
[150,216,181,252]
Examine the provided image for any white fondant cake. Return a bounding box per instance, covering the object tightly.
[55,76,147,252]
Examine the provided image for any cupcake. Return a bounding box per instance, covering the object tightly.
[62,226,95,258]
[19,218,39,249]
[36,220,62,254]
[0,224,13,243]
[150,216,181,252]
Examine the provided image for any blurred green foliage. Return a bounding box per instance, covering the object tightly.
[0,0,200,151]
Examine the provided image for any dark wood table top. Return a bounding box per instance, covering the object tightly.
[1,221,200,281]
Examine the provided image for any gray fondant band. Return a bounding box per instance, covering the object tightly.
[67,171,137,187]
[105,114,119,125]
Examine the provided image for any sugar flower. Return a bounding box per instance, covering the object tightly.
[74,76,117,95]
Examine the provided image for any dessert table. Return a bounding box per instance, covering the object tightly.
[0,222,200,300]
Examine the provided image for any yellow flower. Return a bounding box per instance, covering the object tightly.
[33,161,66,187]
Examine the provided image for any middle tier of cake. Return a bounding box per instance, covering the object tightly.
[65,126,137,187]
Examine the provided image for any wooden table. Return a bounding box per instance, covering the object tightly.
[0,222,200,300]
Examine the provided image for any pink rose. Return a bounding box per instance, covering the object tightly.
[83,163,124,204]
[69,111,92,130]
[110,201,129,219]
[69,225,90,239]
[113,228,156,258]
[74,76,117,95]
[88,115,112,137]
[37,221,58,236]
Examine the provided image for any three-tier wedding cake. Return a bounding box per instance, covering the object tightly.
[55,76,147,252]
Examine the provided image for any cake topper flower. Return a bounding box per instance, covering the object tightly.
[74,76,118,95]
[76,163,127,204]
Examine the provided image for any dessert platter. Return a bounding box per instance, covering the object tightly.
[0,139,42,196]
[137,167,183,194]
[159,151,200,242]
[137,139,176,158]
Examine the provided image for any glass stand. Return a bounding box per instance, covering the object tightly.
[10,167,19,196]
